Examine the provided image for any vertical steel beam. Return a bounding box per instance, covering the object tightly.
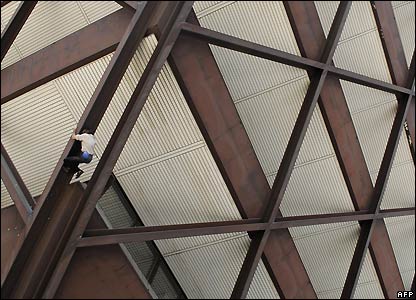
[1,143,35,224]
[284,2,408,297]
[231,3,351,298]
[0,3,158,298]
[342,53,414,299]
[170,10,317,299]
[371,1,415,157]
[42,2,195,298]
[1,1,37,61]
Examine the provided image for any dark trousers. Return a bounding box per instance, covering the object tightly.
[64,152,92,172]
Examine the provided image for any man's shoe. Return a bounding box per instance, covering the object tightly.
[75,170,84,179]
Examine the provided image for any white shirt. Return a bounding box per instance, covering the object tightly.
[74,133,96,155]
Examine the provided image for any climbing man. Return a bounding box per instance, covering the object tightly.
[63,128,96,179]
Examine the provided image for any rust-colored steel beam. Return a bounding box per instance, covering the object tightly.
[231,3,351,298]
[56,210,152,299]
[371,1,415,156]
[0,3,157,299]
[1,143,35,224]
[1,1,37,61]
[283,2,408,298]
[1,8,134,104]
[180,23,413,97]
[116,1,138,11]
[77,208,415,247]
[169,12,316,299]
[42,3,195,298]
[1,205,25,285]
[1,1,11,7]
[342,52,414,299]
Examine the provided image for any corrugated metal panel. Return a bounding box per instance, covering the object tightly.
[117,147,242,252]
[393,1,415,67]
[289,222,360,298]
[198,1,301,55]
[165,235,279,299]
[401,270,415,291]
[210,45,306,102]
[278,155,355,216]
[354,251,385,299]
[380,160,415,209]
[392,1,412,8]
[340,80,396,115]
[0,1,21,33]
[235,76,307,176]
[1,82,76,207]
[350,100,397,176]
[1,1,23,69]
[316,1,378,43]
[1,1,120,69]
[1,180,13,209]
[384,216,415,290]
[97,186,135,228]
[316,1,392,83]
[194,1,235,18]
[333,30,392,83]
[78,1,121,24]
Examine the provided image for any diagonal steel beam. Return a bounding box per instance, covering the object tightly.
[284,2,410,298]
[1,1,11,7]
[77,207,415,247]
[371,1,415,158]
[42,2,195,298]
[231,3,351,298]
[1,1,37,61]
[1,143,35,224]
[342,52,415,299]
[169,10,317,299]
[1,8,134,104]
[0,2,157,298]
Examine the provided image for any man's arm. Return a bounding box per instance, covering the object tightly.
[71,128,81,141]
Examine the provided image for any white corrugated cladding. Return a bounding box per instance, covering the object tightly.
[0,1,121,69]
[316,0,415,292]
[0,13,280,294]
[385,215,416,290]
[392,1,415,66]
[195,1,372,298]
[1,1,414,298]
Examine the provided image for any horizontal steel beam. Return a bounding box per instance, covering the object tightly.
[180,22,414,96]
[77,207,415,247]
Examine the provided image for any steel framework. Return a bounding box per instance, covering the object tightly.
[1,1,415,299]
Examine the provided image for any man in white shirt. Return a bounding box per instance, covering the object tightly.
[64,128,96,178]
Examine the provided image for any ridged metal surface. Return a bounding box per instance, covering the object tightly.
[1,1,121,69]
[0,1,22,69]
[198,1,301,55]
[393,1,415,66]
[354,251,385,299]
[278,155,355,217]
[384,216,415,290]
[316,1,392,83]
[1,180,13,208]
[380,160,415,209]
[165,235,279,299]
[290,222,360,298]
[1,82,76,208]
